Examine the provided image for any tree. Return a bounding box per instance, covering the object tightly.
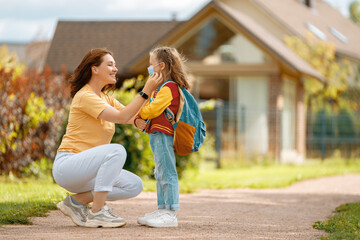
[284,33,353,157]
[349,1,360,88]
[284,33,352,110]
[350,1,360,27]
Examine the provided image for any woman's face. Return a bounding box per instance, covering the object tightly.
[93,54,118,85]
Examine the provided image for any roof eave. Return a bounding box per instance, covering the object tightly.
[213,1,325,83]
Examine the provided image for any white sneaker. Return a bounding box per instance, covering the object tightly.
[85,204,126,228]
[145,210,178,228]
[137,209,166,225]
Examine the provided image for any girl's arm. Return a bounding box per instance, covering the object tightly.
[139,86,173,120]
[98,73,161,124]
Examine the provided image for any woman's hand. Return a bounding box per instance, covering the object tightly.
[142,72,162,95]
[98,73,162,125]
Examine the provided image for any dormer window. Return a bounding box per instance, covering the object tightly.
[177,16,269,64]
[329,27,348,44]
[306,22,327,40]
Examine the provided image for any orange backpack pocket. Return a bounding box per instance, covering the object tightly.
[174,121,195,156]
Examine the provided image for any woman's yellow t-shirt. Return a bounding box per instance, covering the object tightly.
[58,84,124,153]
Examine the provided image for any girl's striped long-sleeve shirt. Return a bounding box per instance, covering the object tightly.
[139,81,180,135]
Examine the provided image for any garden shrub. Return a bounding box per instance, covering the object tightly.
[0,45,70,175]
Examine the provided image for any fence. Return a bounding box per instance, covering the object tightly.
[202,99,360,163]
[306,109,360,159]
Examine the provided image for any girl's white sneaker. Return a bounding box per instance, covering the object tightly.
[137,209,166,225]
[145,210,178,228]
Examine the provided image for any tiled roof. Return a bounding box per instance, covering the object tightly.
[45,1,325,82]
[254,0,360,60]
[45,21,181,75]
[215,1,325,81]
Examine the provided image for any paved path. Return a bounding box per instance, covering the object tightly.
[1,174,360,239]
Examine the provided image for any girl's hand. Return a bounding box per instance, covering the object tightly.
[142,72,162,94]
[134,118,147,131]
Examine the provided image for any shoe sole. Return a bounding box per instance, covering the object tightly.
[137,218,148,225]
[56,201,85,227]
[146,222,178,228]
[85,219,127,228]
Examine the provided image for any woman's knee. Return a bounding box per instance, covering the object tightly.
[107,144,127,166]
[106,175,143,201]
[126,175,143,198]
[129,175,143,197]
[112,144,127,158]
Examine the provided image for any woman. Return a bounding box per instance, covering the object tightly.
[52,48,162,228]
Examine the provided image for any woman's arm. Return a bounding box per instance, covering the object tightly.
[126,115,136,125]
[126,99,148,124]
[98,73,162,124]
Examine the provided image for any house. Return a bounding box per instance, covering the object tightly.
[46,0,360,163]
[1,42,28,61]
[241,0,360,84]
[1,41,50,71]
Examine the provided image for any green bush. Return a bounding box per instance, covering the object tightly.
[0,45,70,175]
[111,120,154,178]
[17,157,54,180]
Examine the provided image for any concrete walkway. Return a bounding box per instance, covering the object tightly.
[1,174,360,239]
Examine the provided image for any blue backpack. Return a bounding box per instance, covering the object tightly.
[161,80,206,156]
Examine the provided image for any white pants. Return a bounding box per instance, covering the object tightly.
[52,144,143,201]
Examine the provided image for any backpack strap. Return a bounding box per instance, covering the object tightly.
[141,79,176,132]
[155,80,173,96]
[158,80,178,125]
[164,108,176,125]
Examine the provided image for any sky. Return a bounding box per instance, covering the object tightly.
[0,0,356,43]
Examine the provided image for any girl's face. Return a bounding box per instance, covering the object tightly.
[93,54,118,85]
[149,54,161,74]
[149,53,166,82]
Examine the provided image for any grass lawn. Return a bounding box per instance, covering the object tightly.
[0,178,67,225]
[144,159,360,192]
[1,159,360,226]
[313,203,360,240]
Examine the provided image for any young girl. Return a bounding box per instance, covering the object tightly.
[134,47,190,228]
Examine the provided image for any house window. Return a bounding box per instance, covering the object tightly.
[197,77,229,100]
[231,76,269,155]
[329,27,348,44]
[306,22,327,40]
[178,17,268,64]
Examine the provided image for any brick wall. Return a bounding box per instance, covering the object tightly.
[296,82,306,156]
[268,74,282,160]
